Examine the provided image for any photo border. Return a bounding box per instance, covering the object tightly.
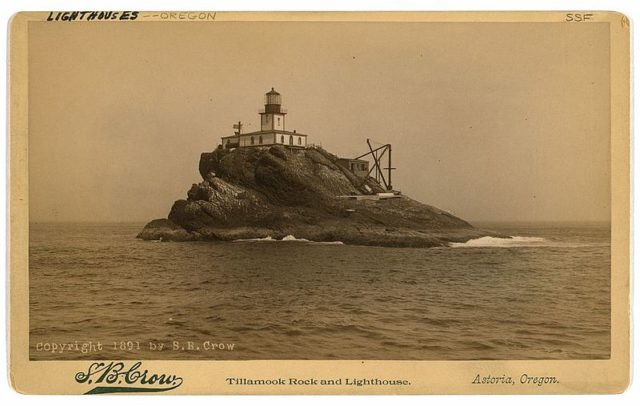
[8,11,630,394]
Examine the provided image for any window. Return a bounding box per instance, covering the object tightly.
[281,135,284,143]
[298,137,301,145]
[259,136,263,144]
[289,135,293,145]
[277,117,281,126]
[250,136,254,145]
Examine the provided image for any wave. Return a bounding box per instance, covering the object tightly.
[233,236,276,242]
[449,236,548,248]
[234,235,344,245]
[282,235,309,242]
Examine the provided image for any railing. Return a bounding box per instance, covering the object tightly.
[258,108,288,114]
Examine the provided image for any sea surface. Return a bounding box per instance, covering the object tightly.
[29,222,610,360]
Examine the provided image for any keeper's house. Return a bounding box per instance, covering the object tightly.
[336,158,370,178]
[221,88,308,149]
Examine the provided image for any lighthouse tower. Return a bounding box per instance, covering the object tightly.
[260,88,286,131]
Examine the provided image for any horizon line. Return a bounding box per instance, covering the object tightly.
[28,219,613,225]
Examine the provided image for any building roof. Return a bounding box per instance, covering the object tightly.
[221,130,308,139]
[266,87,280,96]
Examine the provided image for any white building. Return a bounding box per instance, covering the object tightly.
[221,88,308,149]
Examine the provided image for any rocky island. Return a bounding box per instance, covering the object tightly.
[138,88,498,247]
[137,144,498,247]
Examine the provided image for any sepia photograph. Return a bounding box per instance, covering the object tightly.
[8,10,630,395]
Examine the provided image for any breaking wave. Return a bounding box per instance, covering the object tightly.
[233,236,275,242]
[282,235,309,242]
[234,235,344,245]
[449,236,548,248]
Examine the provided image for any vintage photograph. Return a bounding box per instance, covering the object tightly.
[26,17,614,364]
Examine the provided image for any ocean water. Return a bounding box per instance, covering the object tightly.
[29,222,610,360]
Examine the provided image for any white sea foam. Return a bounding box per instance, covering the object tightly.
[234,235,344,245]
[449,236,548,248]
[282,235,345,245]
[233,236,275,242]
[281,235,310,242]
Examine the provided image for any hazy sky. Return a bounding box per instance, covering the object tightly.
[28,21,610,223]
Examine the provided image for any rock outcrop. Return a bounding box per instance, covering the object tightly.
[137,145,497,247]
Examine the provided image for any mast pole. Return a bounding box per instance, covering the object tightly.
[387,144,392,190]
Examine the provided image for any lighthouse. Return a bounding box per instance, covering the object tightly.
[221,88,308,149]
[260,88,286,131]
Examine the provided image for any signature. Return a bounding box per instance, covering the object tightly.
[75,361,183,394]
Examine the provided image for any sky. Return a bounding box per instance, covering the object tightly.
[28,21,610,223]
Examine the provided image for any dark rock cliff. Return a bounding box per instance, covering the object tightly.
[138,145,496,247]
